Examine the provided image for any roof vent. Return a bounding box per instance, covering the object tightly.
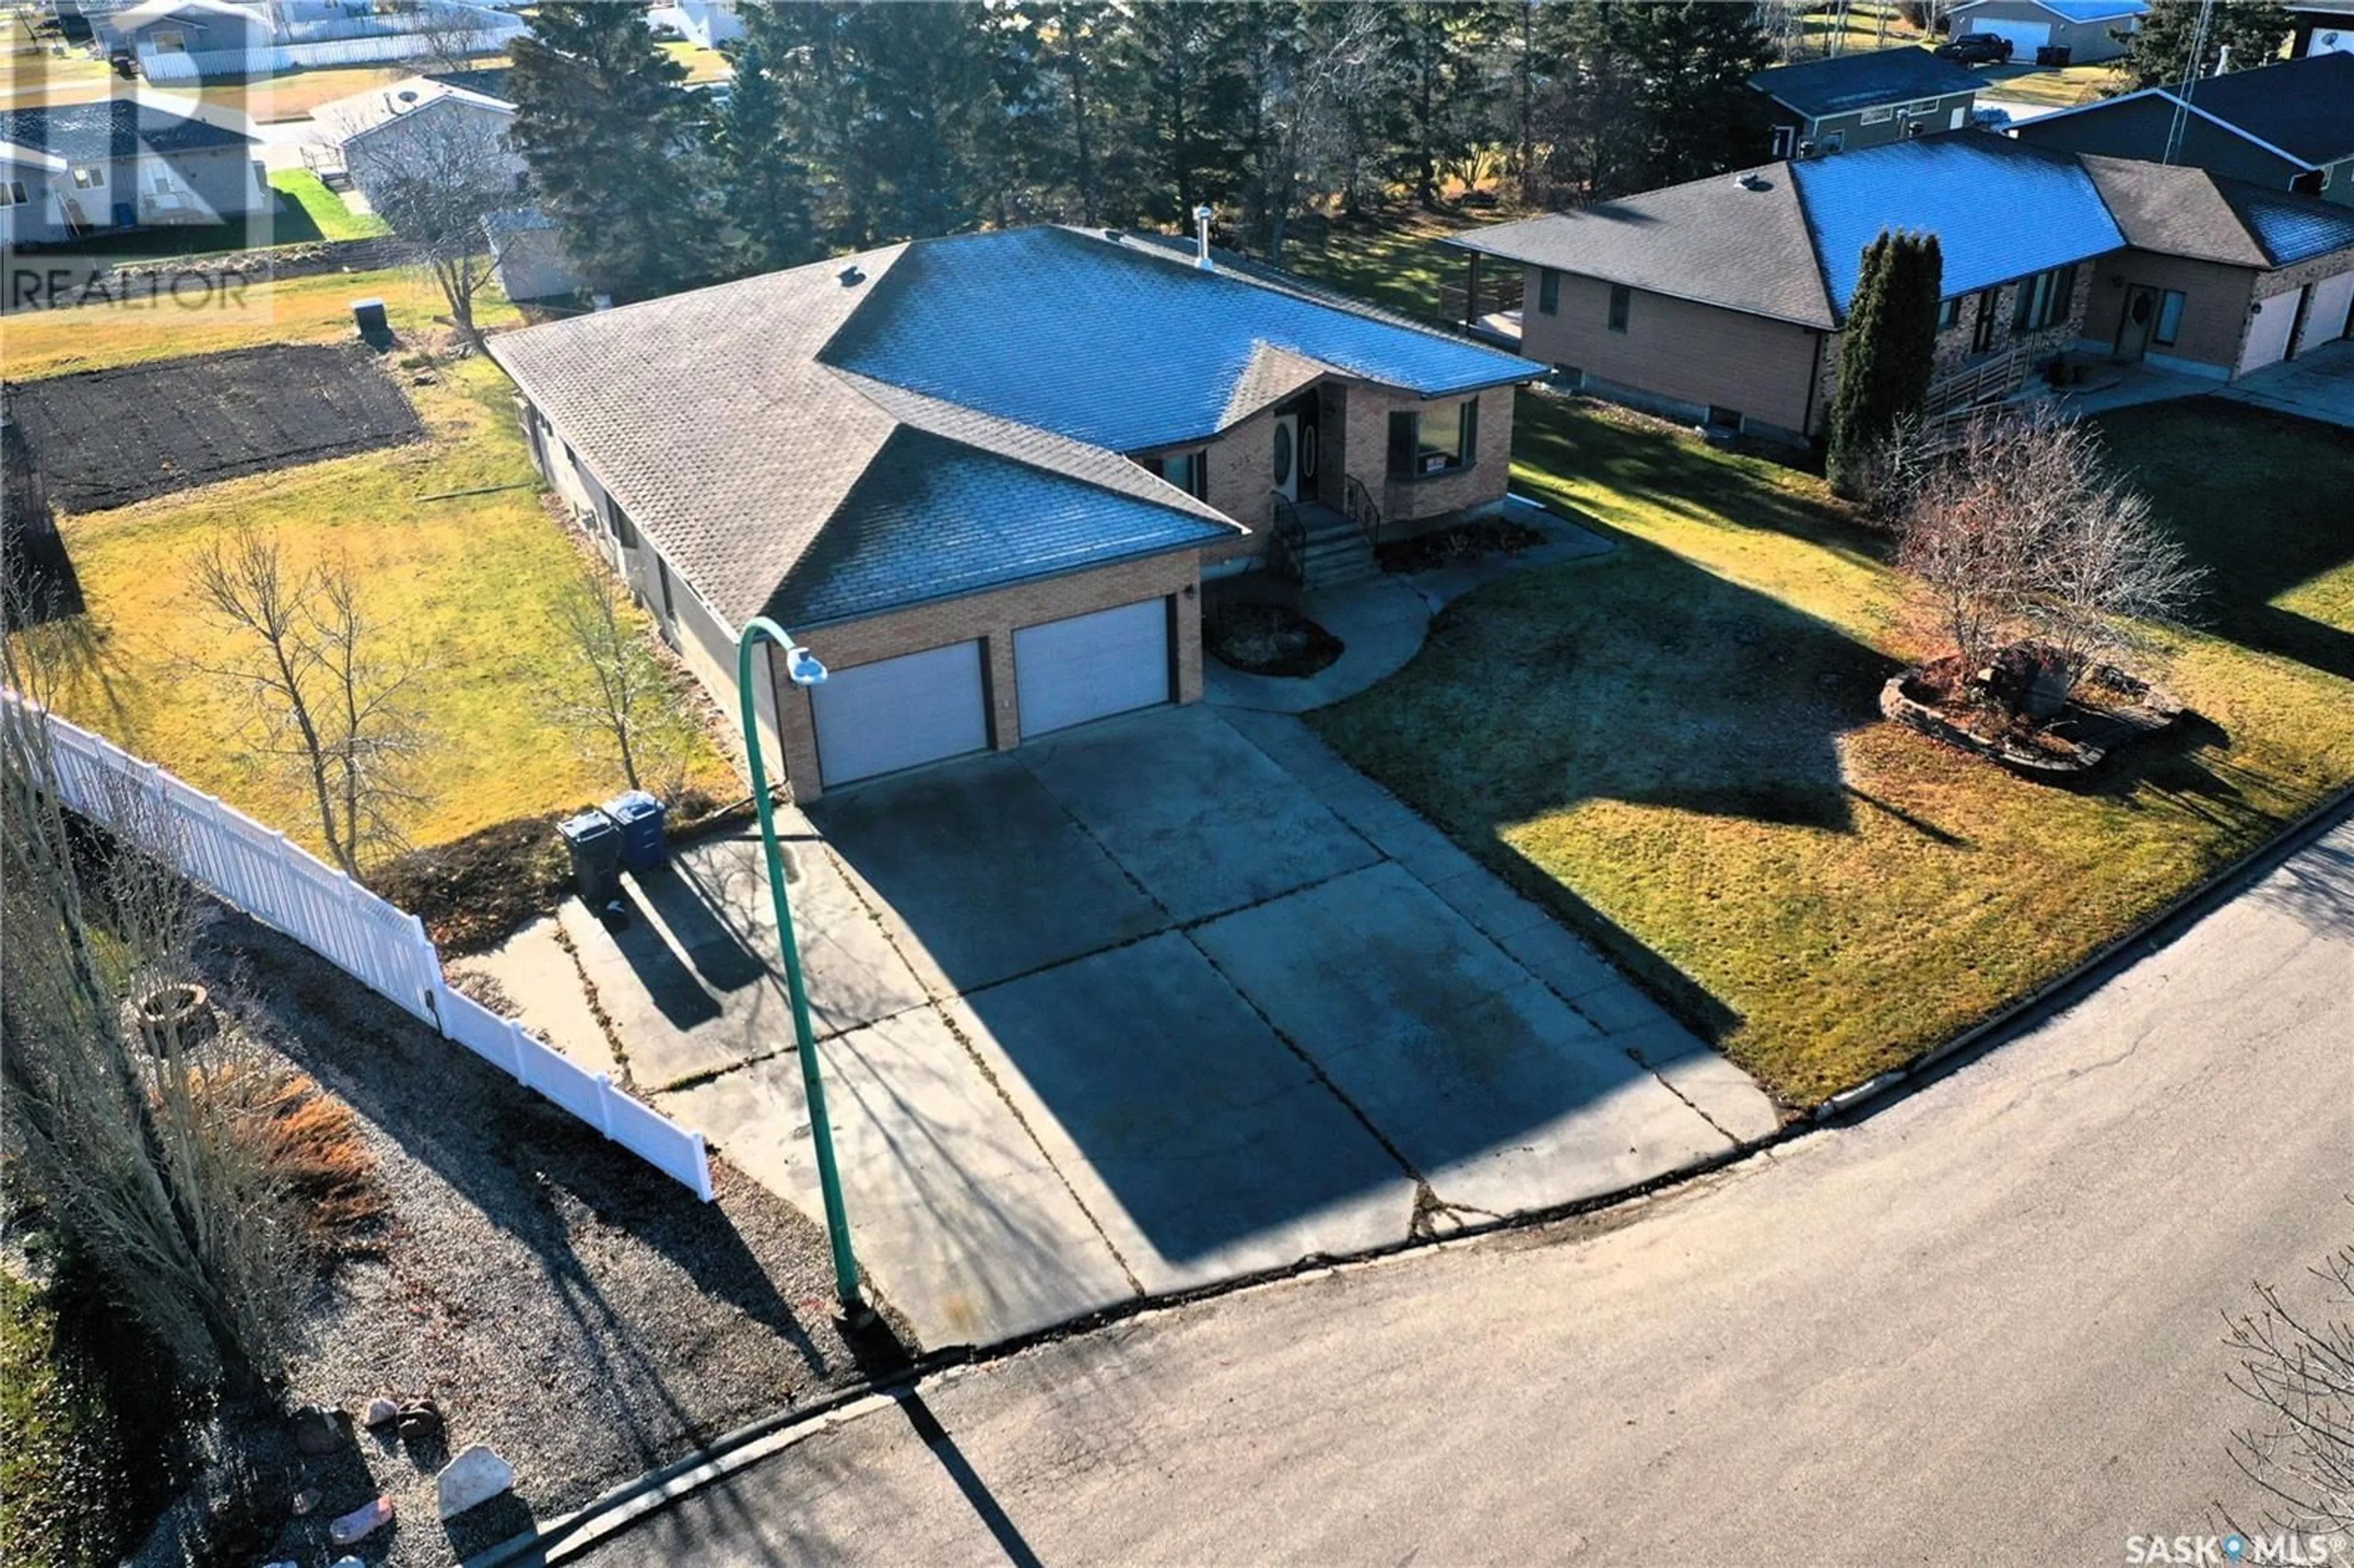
[1104,227,1124,242]
[1734,171,1768,191]
[395,88,418,104]
[1194,204,1214,271]
[838,265,864,287]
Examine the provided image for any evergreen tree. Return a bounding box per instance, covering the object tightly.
[506,2,726,303]
[1605,1,1777,191]
[715,41,815,273]
[2114,0,2291,91]
[1828,231,1943,498]
[1105,1,1255,225]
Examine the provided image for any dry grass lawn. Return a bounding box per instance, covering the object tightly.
[1314,395,2354,1105]
[10,272,738,857]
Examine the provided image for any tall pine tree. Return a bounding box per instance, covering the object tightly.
[1828,230,1943,498]
[507,2,725,302]
[715,41,815,273]
[2115,0,2290,91]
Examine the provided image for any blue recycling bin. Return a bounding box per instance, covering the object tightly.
[557,809,623,903]
[604,790,668,873]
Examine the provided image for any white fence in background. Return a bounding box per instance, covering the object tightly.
[137,25,524,81]
[13,696,714,1203]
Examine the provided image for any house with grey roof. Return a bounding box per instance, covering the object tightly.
[2014,53,2354,208]
[487,225,1542,797]
[1447,132,2354,440]
[1945,0,2149,63]
[2076,154,2354,375]
[1749,47,1984,158]
[0,96,267,245]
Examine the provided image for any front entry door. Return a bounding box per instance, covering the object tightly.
[1271,413,1300,503]
[2115,285,2159,362]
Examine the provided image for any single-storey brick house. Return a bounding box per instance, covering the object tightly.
[2014,53,2354,207]
[2078,154,2354,373]
[1448,135,2127,441]
[1946,0,2149,63]
[487,226,1541,797]
[1748,47,1984,159]
[0,97,267,245]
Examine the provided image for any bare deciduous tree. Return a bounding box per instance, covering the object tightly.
[2224,1228,2354,1542]
[548,560,696,795]
[362,100,525,348]
[189,530,430,878]
[1896,408,2206,709]
[1,634,310,1391]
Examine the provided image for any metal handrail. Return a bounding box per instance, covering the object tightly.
[1270,490,1306,583]
[1342,473,1382,551]
[1925,346,2028,416]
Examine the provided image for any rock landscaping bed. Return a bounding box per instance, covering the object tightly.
[1205,599,1345,678]
[128,905,879,1567]
[1882,651,2184,779]
[1376,518,1547,575]
[4,344,422,513]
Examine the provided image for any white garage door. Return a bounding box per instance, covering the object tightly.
[1970,17,2051,51]
[2239,287,2303,374]
[810,640,989,788]
[1014,598,1171,737]
[2300,271,2354,351]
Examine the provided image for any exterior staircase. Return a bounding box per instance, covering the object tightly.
[1284,499,1380,590]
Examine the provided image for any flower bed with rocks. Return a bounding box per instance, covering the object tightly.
[1881,649,2184,778]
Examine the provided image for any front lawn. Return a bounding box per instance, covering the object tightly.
[1314,395,2354,1104]
[268,169,391,242]
[11,274,738,856]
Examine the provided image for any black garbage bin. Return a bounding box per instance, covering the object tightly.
[557,809,623,904]
[2035,43,2071,66]
[604,790,668,874]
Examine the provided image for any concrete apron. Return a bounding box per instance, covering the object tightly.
[541,706,1778,1353]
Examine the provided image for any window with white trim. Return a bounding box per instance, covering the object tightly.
[2011,262,2078,333]
[0,180,28,207]
[71,165,105,189]
[1861,105,1894,125]
[2153,289,2186,347]
[1387,399,1479,478]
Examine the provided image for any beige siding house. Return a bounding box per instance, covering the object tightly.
[490,226,1540,801]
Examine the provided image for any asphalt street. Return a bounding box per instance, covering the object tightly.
[574,812,2354,1568]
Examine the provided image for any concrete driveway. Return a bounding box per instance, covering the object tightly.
[523,705,1777,1350]
[2223,337,2354,428]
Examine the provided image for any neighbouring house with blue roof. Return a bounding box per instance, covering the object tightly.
[1446,131,2354,439]
[487,225,1544,796]
[1946,0,2149,63]
[1748,47,1984,159]
[0,96,267,246]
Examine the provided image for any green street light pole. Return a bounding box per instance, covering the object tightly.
[736,617,864,1318]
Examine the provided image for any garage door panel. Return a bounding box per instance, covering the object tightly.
[2301,272,2354,351]
[1015,599,1171,737]
[812,640,989,788]
[1971,17,2050,50]
[2239,287,2303,375]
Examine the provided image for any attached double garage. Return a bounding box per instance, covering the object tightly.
[2241,268,2354,375]
[771,550,1204,799]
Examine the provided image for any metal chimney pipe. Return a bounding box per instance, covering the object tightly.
[1194,205,1214,270]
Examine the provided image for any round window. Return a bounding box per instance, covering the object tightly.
[1272,424,1293,487]
[2130,294,2154,324]
[1300,425,1318,481]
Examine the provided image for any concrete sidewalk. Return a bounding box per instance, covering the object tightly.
[495,706,1778,1352]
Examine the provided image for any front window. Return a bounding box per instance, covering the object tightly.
[1607,283,1631,333]
[1937,297,1960,332]
[2153,289,2185,347]
[0,181,28,207]
[1387,400,1479,479]
[1861,105,1894,126]
[71,165,104,189]
[1538,267,1560,315]
[151,27,186,51]
[1148,449,1207,500]
[2011,263,2077,333]
[1971,286,2001,353]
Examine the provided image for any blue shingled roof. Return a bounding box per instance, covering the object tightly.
[2035,0,2147,22]
[2231,185,2354,266]
[823,227,1537,451]
[1790,135,2123,314]
[765,428,1233,627]
[0,100,253,160]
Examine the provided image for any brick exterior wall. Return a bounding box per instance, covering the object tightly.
[1189,378,1520,571]
[1809,264,2097,433]
[773,550,1202,801]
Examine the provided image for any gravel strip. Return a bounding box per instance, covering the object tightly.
[158,906,886,1567]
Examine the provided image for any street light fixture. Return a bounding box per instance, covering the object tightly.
[735,617,866,1319]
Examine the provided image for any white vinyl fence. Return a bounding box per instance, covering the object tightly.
[13,696,714,1202]
[138,23,525,81]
